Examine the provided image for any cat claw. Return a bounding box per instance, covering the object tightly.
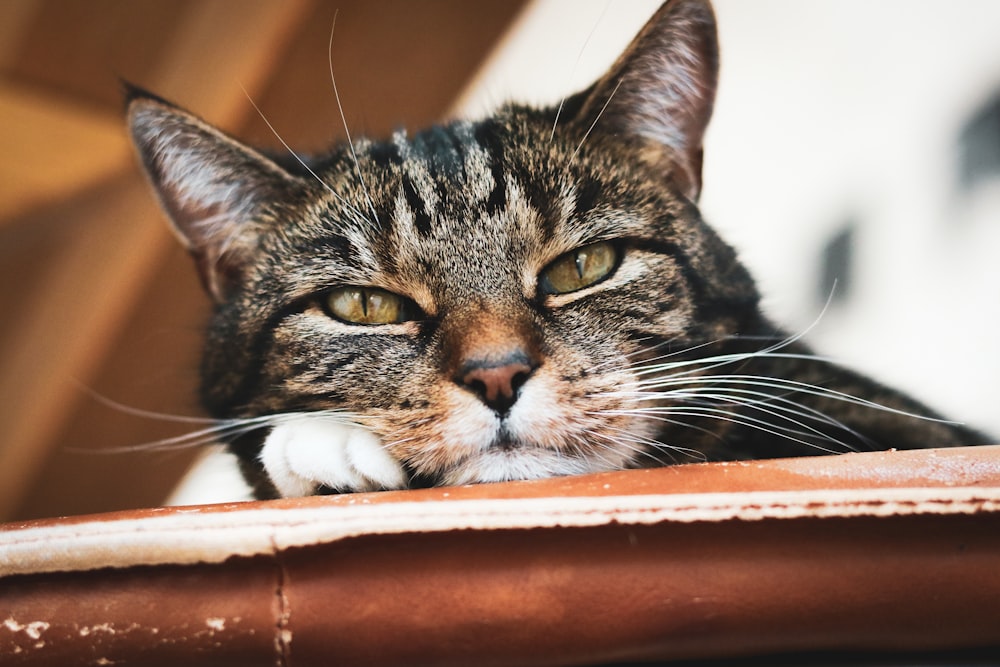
[259,416,406,497]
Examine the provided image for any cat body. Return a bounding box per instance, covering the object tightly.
[128,0,984,499]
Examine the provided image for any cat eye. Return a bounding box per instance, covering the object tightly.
[539,241,618,295]
[324,286,413,325]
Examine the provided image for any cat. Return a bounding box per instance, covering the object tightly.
[127,0,985,500]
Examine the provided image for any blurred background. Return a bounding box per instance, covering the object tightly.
[1,0,997,521]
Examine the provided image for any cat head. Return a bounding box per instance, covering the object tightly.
[128,0,761,495]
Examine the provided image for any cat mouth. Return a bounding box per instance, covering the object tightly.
[492,433,523,452]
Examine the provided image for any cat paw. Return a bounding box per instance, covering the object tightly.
[259,416,406,497]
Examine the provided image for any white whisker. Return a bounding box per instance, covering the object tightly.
[76,383,215,425]
[666,386,865,438]
[631,351,833,379]
[624,373,958,426]
[586,431,650,468]
[238,84,372,225]
[74,409,358,455]
[328,12,380,225]
[596,425,707,464]
[550,0,612,143]
[76,420,267,455]
[586,336,692,374]
[608,405,851,456]
[626,390,860,450]
[571,76,624,164]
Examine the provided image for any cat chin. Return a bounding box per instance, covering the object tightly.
[259,415,406,497]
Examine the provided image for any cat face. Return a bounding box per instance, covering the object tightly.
[128,0,769,496]
[228,117,753,488]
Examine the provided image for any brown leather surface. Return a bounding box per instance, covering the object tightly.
[2,446,1000,665]
[2,558,278,666]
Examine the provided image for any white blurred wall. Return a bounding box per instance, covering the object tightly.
[457,0,1000,438]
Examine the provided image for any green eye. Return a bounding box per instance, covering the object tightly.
[325,287,413,325]
[540,241,618,295]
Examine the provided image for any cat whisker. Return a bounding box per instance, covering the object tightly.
[750,285,838,356]
[633,384,851,432]
[600,419,706,454]
[75,383,217,425]
[550,1,612,143]
[587,334,750,381]
[685,405,858,454]
[563,431,624,470]
[327,12,380,226]
[629,346,835,379]
[553,432,595,467]
[613,325,928,432]
[593,425,706,465]
[625,372,961,426]
[611,333,809,386]
[634,388,865,449]
[586,336,686,373]
[617,336,743,375]
[75,409,360,455]
[570,76,625,164]
[601,371,929,454]
[76,418,274,455]
[565,431,597,460]
[377,433,423,453]
[620,301,837,379]
[601,407,730,452]
[238,84,373,226]
[632,352,832,382]
[636,351,836,386]
[604,405,852,456]
[594,355,888,455]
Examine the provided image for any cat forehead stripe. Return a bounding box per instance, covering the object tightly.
[458,123,497,208]
[394,131,439,237]
[390,122,505,237]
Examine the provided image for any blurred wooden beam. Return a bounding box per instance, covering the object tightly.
[0,178,166,519]
[0,82,130,223]
[240,0,530,149]
[0,0,41,70]
[147,0,312,123]
[0,0,312,520]
[0,0,313,225]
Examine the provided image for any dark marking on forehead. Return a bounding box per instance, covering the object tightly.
[573,176,602,222]
[311,233,356,264]
[520,169,564,239]
[401,175,433,237]
[472,120,508,217]
[412,125,466,185]
[367,141,403,169]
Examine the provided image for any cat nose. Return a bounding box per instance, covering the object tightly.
[459,352,538,416]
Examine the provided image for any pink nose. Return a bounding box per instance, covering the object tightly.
[460,356,536,415]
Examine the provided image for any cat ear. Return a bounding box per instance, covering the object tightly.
[126,86,301,301]
[570,0,718,201]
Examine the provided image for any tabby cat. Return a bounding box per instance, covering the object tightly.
[127,0,984,499]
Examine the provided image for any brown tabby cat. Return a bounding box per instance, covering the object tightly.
[127,0,984,499]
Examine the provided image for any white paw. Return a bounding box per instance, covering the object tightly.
[259,415,406,497]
